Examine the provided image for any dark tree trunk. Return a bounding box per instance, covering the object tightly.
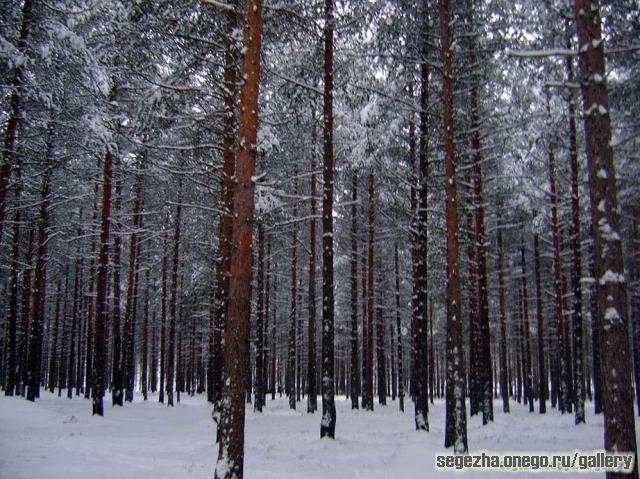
[287,178,298,410]
[308,133,318,413]
[589,236,602,414]
[361,244,370,409]
[470,90,493,424]
[254,223,265,412]
[123,156,144,403]
[574,1,638,476]
[546,98,569,414]
[67,235,83,399]
[349,170,359,410]
[167,183,182,407]
[4,183,22,396]
[376,283,386,406]
[91,142,114,416]
[320,0,336,440]
[210,6,239,410]
[441,0,467,453]
[631,218,640,416]
[395,242,404,412]
[270,261,278,401]
[263,237,271,405]
[533,231,547,413]
[414,0,430,432]
[57,265,70,397]
[0,0,33,240]
[520,237,534,413]
[27,136,53,403]
[159,222,168,404]
[48,277,63,392]
[564,29,585,424]
[465,181,479,417]
[365,173,375,412]
[408,108,418,402]
[111,161,124,406]
[84,183,100,399]
[142,269,150,401]
[214,0,263,474]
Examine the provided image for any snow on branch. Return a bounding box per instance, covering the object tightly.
[200,0,238,13]
[507,48,577,58]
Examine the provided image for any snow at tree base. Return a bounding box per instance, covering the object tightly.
[3,391,640,479]
[0,0,638,478]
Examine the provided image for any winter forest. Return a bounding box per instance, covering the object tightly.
[0,0,639,477]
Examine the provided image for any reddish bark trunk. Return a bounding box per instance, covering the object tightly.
[26,134,52,403]
[349,170,359,410]
[308,130,319,413]
[574,1,638,475]
[320,0,336,440]
[215,0,264,474]
[210,6,239,410]
[0,0,33,240]
[91,143,113,416]
[533,231,547,413]
[167,184,182,407]
[441,0,467,452]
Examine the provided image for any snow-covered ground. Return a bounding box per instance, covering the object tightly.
[0,391,636,478]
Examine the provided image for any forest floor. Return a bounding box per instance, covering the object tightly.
[0,390,637,478]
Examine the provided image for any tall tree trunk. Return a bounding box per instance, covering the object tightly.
[84,181,100,399]
[142,269,150,401]
[270,260,278,401]
[58,265,70,397]
[91,141,114,416]
[159,221,168,404]
[546,97,569,414]
[414,0,430,432]
[320,0,336,440]
[361,242,370,409]
[263,237,271,405]
[395,242,404,412]
[408,105,418,402]
[67,233,83,399]
[565,28,585,424]
[521,236,534,413]
[533,231,547,413]
[375,275,386,406]
[4,181,22,396]
[167,182,182,407]
[18,228,34,396]
[631,218,640,416]
[349,170,359,410]
[308,131,319,413]
[441,0,467,453]
[365,172,375,412]
[26,134,53,402]
[111,160,124,406]
[123,156,145,403]
[470,90,493,424]
[48,277,63,392]
[0,0,33,240]
[214,0,263,475]
[574,1,638,476]
[465,182,479,417]
[429,296,435,404]
[254,223,265,412]
[287,178,298,410]
[210,6,239,410]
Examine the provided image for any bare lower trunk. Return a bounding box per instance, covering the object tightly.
[320,0,336,440]
[214,0,263,475]
[441,0,467,453]
[574,1,637,476]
